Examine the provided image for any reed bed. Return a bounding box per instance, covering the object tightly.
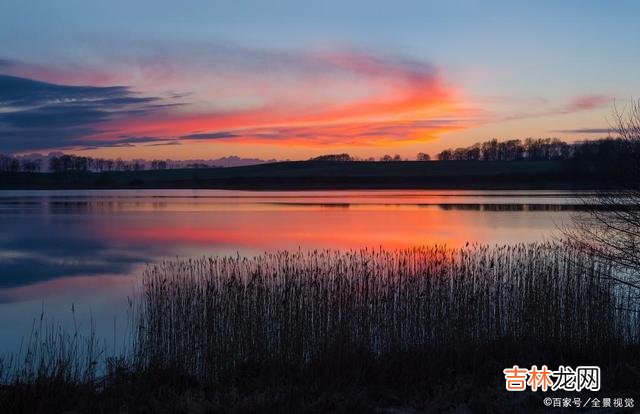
[2,312,102,386]
[134,243,640,385]
[2,243,640,411]
[0,312,105,413]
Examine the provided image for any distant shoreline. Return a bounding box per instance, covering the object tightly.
[0,160,608,191]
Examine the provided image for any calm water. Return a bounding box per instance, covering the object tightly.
[0,189,589,354]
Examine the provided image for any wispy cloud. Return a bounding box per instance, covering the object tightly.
[1,44,481,152]
[550,127,615,134]
[502,94,612,123]
[0,74,171,151]
[563,95,610,112]
[181,118,472,146]
[180,132,238,140]
[0,74,155,108]
[145,141,181,146]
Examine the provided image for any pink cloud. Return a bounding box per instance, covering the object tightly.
[564,94,610,112]
[2,44,485,152]
[500,93,613,123]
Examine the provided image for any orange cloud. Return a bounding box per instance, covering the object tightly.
[2,46,483,154]
[71,48,481,148]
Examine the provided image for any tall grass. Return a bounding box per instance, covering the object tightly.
[2,243,639,412]
[0,310,103,384]
[134,243,640,386]
[0,310,105,412]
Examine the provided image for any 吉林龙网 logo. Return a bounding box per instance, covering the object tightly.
[503,365,600,392]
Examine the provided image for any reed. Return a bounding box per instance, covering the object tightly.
[2,243,639,411]
[0,309,104,412]
[134,243,640,386]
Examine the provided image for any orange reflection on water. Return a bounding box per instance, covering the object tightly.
[101,206,555,252]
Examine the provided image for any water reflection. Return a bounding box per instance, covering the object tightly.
[0,189,606,354]
[1,189,599,291]
[0,220,151,291]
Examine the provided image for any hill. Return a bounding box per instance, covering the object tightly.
[0,160,604,190]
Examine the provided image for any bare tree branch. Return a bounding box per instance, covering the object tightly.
[564,99,640,292]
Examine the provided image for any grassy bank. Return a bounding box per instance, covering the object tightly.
[1,244,639,412]
[0,160,606,190]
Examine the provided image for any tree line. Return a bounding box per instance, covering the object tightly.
[0,154,161,173]
[309,138,631,163]
[1,137,630,174]
[0,155,42,173]
[310,153,431,162]
[0,154,175,174]
[435,137,626,161]
[0,154,237,173]
[48,155,156,173]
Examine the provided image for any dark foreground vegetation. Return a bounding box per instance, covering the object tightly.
[1,244,639,413]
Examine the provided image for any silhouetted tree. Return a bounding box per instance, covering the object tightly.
[565,100,640,291]
[436,137,624,163]
[311,153,353,161]
[151,160,168,170]
[20,159,41,173]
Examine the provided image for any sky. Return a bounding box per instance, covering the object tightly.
[1,0,639,160]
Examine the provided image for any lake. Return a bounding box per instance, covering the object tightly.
[0,189,591,354]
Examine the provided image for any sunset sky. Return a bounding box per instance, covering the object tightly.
[1,1,639,160]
